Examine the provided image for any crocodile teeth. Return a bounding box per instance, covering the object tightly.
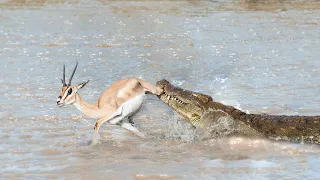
[165,95,185,105]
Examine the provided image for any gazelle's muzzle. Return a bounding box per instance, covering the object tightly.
[57,96,64,107]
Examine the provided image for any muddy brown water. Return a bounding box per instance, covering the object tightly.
[1,0,320,179]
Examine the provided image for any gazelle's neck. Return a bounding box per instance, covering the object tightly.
[72,93,103,118]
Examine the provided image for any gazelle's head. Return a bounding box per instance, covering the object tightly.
[57,62,89,107]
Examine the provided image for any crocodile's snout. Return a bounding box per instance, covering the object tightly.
[156,79,213,126]
[156,79,170,90]
[156,79,173,104]
[156,79,213,104]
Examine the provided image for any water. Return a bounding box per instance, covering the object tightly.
[1,0,320,179]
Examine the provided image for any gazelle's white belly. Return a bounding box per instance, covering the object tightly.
[119,93,145,117]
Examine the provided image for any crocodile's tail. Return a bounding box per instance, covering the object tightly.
[240,114,320,144]
[206,101,320,144]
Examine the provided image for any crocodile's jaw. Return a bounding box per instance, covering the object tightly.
[156,79,212,126]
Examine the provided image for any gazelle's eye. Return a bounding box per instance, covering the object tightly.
[67,88,72,95]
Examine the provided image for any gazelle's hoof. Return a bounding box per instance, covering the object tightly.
[89,133,100,146]
[93,123,99,131]
[136,132,147,138]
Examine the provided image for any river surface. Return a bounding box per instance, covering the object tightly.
[1,0,320,179]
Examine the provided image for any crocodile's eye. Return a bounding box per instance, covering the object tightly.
[67,88,72,95]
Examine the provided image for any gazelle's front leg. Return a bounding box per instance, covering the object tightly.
[94,117,109,134]
[94,106,123,133]
[91,115,120,146]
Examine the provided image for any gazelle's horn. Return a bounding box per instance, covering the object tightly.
[61,64,67,86]
[68,61,78,86]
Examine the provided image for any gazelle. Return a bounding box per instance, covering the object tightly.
[56,62,163,138]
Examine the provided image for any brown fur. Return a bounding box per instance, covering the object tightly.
[98,78,162,108]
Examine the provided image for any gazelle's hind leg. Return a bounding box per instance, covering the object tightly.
[108,115,145,138]
[127,106,141,125]
[108,114,126,125]
[112,94,145,137]
[120,122,146,138]
[128,115,134,125]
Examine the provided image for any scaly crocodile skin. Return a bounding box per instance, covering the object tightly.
[156,79,320,145]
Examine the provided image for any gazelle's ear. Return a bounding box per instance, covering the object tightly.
[76,80,89,89]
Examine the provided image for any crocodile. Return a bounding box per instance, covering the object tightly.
[156,79,320,145]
